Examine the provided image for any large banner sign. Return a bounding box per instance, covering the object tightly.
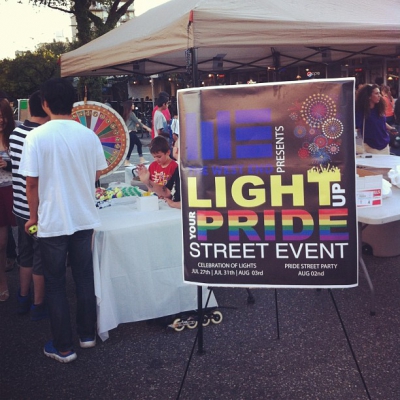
[178,79,358,288]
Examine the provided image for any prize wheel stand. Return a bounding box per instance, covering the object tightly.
[71,100,129,180]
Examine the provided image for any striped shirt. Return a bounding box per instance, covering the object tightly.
[9,120,41,220]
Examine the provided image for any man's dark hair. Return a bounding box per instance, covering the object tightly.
[158,91,169,99]
[40,78,75,115]
[156,95,169,108]
[29,90,47,118]
[150,136,170,154]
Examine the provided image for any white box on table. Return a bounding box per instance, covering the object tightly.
[137,195,159,211]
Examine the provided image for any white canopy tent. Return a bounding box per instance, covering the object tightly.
[61,0,400,78]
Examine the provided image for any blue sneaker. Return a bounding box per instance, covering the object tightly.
[17,290,31,315]
[79,336,96,348]
[30,303,48,321]
[43,341,77,363]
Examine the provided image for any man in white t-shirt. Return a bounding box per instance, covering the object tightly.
[19,78,107,363]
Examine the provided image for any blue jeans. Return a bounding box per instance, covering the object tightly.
[39,230,96,352]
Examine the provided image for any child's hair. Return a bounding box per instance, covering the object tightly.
[150,136,170,154]
[156,95,169,108]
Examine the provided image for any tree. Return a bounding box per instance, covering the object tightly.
[0,42,72,100]
[30,0,135,45]
[28,1,135,102]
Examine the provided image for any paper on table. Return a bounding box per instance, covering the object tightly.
[356,174,382,208]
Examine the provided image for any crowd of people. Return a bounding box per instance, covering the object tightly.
[2,78,399,364]
[0,83,182,363]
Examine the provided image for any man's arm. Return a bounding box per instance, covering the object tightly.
[95,170,102,182]
[25,176,39,234]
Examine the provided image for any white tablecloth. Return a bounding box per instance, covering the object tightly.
[356,154,400,170]
[357,184,400,257]
[356,154,400,225]
[93,198,217,341]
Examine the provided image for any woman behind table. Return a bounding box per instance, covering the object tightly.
[381,85,395,125]
[122,100,151,166]
[355,84,396,155]
[0,98,16,301]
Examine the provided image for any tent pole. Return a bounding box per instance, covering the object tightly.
[191,48,199,87]
[191,46,204,354]
[398,59,400,98]
[151,78,155,109]
[383,58,387,85]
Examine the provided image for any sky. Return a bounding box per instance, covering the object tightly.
[0,0,171,60]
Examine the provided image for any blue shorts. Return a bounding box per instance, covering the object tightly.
[16,215,43,275]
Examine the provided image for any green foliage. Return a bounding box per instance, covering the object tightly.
[76,76,108,102]
[3,1,134,101]
[26,1,135,102]
[0,42,72,100]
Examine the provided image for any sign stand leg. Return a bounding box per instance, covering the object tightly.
[176,286,210,399]
[246,288,255,304]
[359,222,375,316]
[197,286,205,354]
[329,289,371,400]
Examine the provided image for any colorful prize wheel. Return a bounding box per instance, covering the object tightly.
[72,101,129,177]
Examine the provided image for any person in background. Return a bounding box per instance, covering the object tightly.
[355,84,396,154]
[151,91,171,139]
[394,97,400,128]
[1,91,19,274]
[171,114,180,163]
[381,85,395,125]
[19,78,107,363]
[9,91,49,319]
[0,97,16,301]
[153,95,170,139]
[137,136,180,209]
[122,100,151,166]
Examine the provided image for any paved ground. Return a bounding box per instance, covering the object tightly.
[1,253,400,399]
[1,134,400,399]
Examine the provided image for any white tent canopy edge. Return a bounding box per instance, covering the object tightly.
[60,0,400,78]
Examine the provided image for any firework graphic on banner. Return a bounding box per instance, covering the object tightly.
[289,93,344,165]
